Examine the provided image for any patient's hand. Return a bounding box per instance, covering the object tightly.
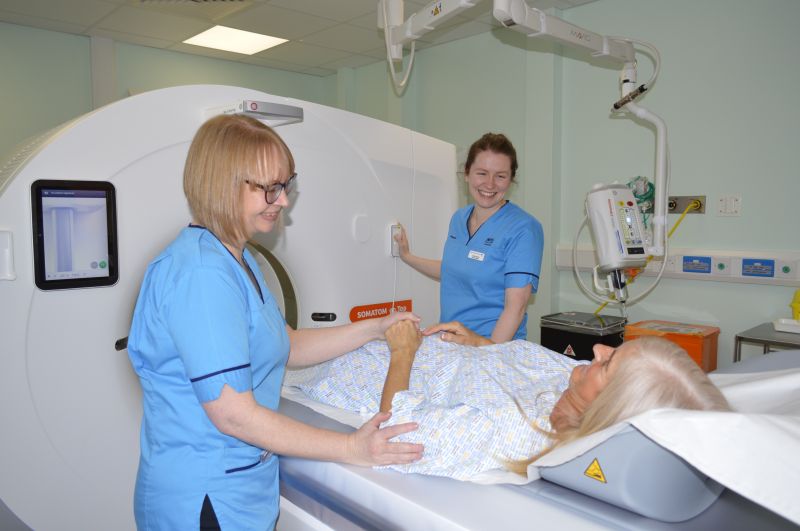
[375,311,420,338]
[385,320,422,362]
[381,321,421,412]
[423,321,493,347]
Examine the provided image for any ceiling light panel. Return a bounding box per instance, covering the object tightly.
[184,25,287,55]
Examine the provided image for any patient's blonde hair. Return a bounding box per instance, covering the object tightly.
[507,337,731,475]
[183,114,295,246]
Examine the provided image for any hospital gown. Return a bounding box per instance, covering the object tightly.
[284,337,583,481]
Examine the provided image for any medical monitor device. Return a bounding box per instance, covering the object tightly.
[30,179,119,290]
[585,183,648,303]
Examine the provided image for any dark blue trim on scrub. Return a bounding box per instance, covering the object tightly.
[505,271,539,278]
[225,460,261,474]
[190,363,252,383]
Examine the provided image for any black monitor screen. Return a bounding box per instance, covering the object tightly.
[31,180,119,290]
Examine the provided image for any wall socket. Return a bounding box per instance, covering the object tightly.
[668,195,706,214]
[717,195,742,217]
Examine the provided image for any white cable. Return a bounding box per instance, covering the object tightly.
[382,0,416,94]
[611,36,661,89]
[632,38,661,88]
[572,216,611,305]
[572,214,668,308]
[624,139,671,305]
[391,254,398,312]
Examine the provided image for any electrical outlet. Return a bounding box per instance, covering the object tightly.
[668,196,705,214]
[717,195,742,217]
[665,254,681,272]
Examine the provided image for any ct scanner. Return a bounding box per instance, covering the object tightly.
[1,85,797,530]
[0,84,454,530]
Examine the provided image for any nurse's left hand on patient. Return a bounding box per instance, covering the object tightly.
[423,321,493,347]
[346,411,423,466]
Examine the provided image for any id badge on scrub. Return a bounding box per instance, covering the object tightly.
[467,250,485,262]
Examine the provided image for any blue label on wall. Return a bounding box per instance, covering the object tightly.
[742,258,775,277]
[682,256,712,274]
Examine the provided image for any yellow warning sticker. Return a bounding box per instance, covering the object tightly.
[584,458,607,483]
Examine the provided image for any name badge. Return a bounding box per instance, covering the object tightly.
[467,250,485,262]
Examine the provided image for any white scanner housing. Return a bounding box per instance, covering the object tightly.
[0,85,456,530]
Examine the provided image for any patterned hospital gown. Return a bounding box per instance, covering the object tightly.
[285,337,584,481]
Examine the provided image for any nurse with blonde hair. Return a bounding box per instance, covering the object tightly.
[127,114,422,530]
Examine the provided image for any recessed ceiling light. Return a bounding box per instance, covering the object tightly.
[184,25,287,55]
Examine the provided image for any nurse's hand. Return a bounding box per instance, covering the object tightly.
[376,311,420,337]
[393,224,410,260]
[423,321,493,347]
[346,412,423,466]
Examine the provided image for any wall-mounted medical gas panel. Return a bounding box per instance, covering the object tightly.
[557,245,800,287]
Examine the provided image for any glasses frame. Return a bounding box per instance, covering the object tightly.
[245,173,297,204]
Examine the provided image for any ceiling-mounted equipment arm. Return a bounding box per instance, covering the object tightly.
[379,0,669,308]
[492,0,634,63]
[381,0,634,63]
[379,0,480,62]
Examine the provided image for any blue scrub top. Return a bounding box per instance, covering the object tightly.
[127,226,290,530]
[440,202,543,340]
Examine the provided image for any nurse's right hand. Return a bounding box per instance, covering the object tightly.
[423,321,493,347]
[393,224,410,260]
[346,411,423,466]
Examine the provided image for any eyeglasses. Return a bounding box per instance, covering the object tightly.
[245,173,297,204]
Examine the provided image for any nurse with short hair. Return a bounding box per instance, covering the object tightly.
[127,114,422,530]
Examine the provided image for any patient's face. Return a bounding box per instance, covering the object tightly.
[550,343,627,432]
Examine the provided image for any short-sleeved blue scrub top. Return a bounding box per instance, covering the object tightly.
[127,226,290,530]
[440,202,543,340]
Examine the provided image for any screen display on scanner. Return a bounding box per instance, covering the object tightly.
[31,180,118,290]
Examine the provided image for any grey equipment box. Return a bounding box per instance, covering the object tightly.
[540,311,626,361]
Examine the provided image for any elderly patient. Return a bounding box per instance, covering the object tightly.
[286,320,730,480]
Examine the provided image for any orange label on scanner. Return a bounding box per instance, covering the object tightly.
[349,300,413,322]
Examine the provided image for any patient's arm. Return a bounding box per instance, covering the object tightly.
[380,320,422,412]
